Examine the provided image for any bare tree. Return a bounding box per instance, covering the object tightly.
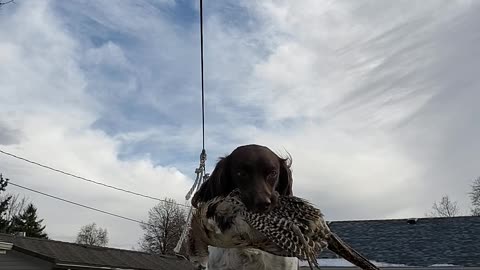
[429,195,460,217]
[139,198,186,255]
[0,193,30,222]
[76,223,108,247]
[470,176,480,216]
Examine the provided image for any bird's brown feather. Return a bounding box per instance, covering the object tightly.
[186,189,379,270]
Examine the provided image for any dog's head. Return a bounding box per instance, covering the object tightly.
[192,144,293,213]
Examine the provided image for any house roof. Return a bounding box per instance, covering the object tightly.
[322,216,480,267]
[0,233,191,270]
[4,216,479,268]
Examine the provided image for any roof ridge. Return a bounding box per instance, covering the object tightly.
[0,233,177,258]
[327,215,480,223]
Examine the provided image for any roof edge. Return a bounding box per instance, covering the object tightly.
[0,233,181,260]
[12,245,57,263]
[326,215,480,223]
[55,262,147,270]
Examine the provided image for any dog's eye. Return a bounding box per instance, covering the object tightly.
[268,170,278,178]
[236,171,248,177]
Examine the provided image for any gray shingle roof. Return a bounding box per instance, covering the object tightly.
[321,216,480,267]
[0,233,191,270]
[4,216,479,268]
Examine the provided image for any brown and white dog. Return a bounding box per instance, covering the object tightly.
[192,144,298,270]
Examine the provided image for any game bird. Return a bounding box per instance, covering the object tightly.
[185,189,380,270]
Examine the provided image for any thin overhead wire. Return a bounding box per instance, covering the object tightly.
[0,0,208,216]
[0,149,189,208]
[8,181,150,226]
[175,1,209,253]
[200,0,206,151]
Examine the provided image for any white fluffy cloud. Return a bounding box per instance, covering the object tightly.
[213,0,480,218]
[0,1,191,248]
[1,0,479,249]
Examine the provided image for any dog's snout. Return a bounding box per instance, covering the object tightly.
[255,197,272,212]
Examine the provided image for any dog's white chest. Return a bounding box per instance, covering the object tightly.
[207,247,298,270]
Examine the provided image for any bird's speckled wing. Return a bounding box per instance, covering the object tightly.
[186,189,380,270]
[185,190,328,268]
[243,196,330,260]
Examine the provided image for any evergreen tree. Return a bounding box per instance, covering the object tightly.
[0,174,12,233]
[10,203,48,238]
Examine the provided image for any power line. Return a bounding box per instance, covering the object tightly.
[200,0,206,151]
[175,1,208,253]
[0,0,209,210]
[8,181,150,226]
[0,149,189,208]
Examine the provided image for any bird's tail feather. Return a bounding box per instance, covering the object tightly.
[327,233,380,270]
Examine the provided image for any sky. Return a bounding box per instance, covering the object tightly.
[0,0,479,250]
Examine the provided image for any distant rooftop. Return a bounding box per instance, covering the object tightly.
[321,216,480,267]
[0,233,190,270]
[2,216,479,269]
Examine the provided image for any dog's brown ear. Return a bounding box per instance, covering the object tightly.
[192,156,232,207]
[277,155,293,196]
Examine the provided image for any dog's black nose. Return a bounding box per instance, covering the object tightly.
[256,198,272,212]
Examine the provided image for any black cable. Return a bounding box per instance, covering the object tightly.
[0,149,189,208]
[8,181,150,226]
[200,0,205,151]
[1,0,208,209]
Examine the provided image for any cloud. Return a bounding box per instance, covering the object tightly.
[0,121,21,145]
[1,0,479,249]
[0,0,191,248]
[200,0,480,219]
